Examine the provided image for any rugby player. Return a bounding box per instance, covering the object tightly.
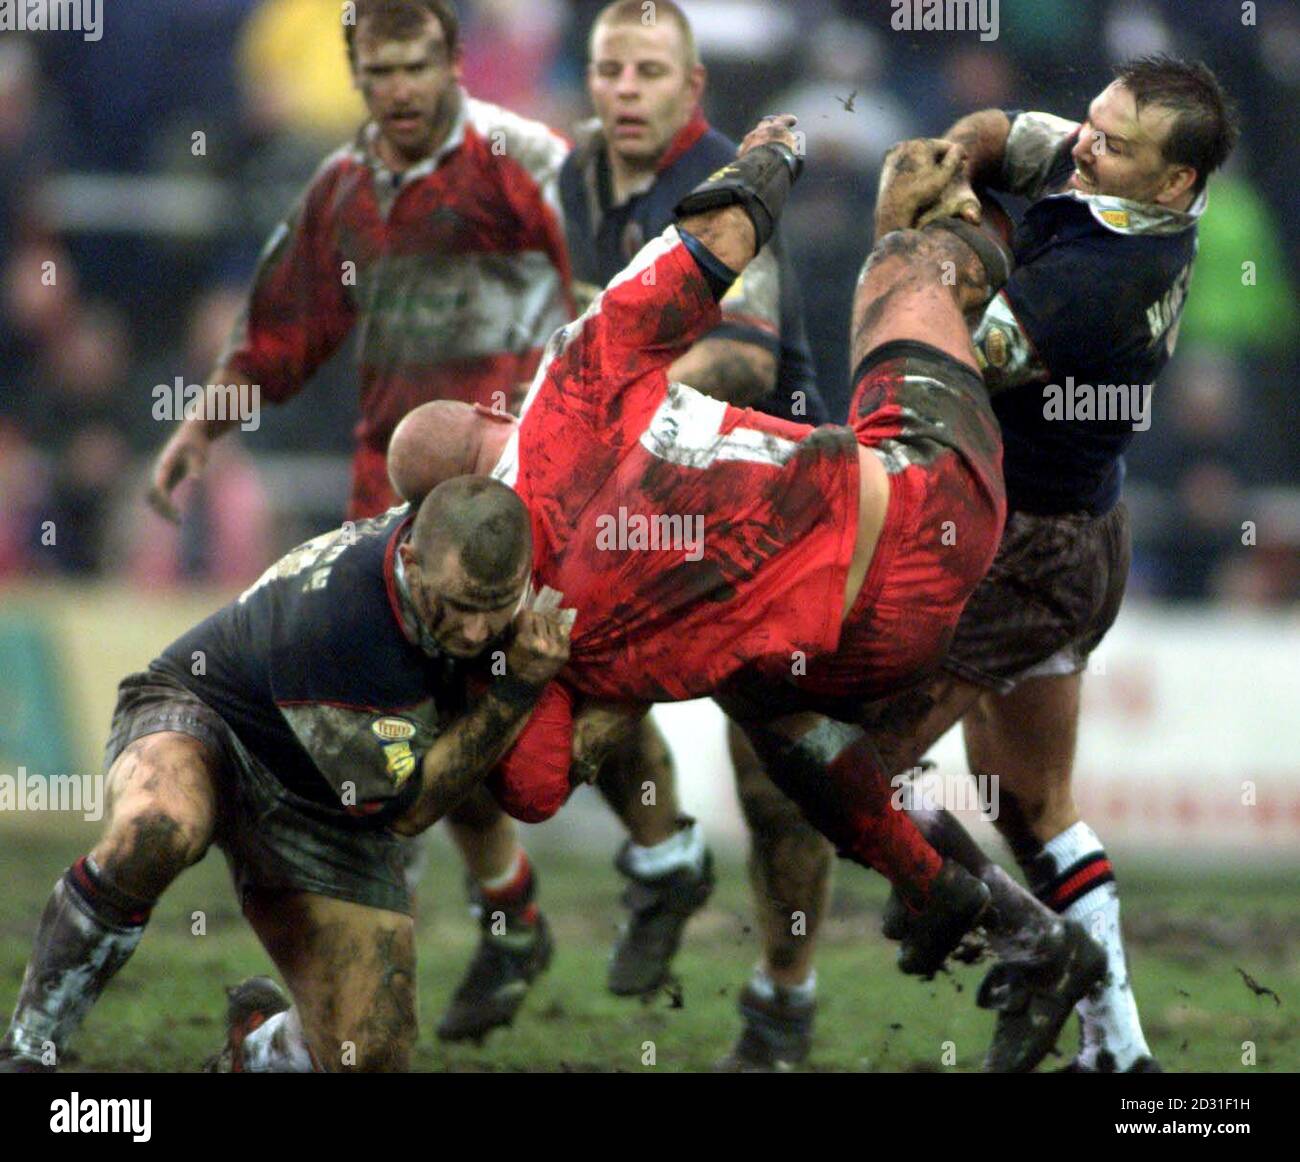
[554,0,831,1003]
[392,117,1111,1071]
[0,478,572,1072]
[146,0,574,1044]
[742,56,1237,1072]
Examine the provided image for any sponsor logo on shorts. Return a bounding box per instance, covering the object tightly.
[371,716,417,742]
[1041,377,1153,432]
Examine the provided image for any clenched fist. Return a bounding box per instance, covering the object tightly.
[875,138,981,237]
[738,113,801,160]
[505,608,573,686]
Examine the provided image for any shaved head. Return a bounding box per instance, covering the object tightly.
[389,401,481,505]
[410,475,531,592]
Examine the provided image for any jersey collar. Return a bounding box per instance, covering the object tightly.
[1043,184,1206,236]
[357,85,469,187]
[656,105,711,173]
[386,516,446,659]
[586,105,712,211]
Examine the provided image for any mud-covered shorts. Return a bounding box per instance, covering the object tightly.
[794,340,1007,700]
[942,502,1131,694]
[104,671,415,915]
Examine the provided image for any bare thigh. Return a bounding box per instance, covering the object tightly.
[243,889,417,1073]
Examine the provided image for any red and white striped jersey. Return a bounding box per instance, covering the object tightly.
[221,89,574,453]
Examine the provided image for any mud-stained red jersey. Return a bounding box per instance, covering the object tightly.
[220,89,574,456]
[492,227,861,703]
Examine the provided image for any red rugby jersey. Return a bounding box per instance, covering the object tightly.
[492,227,861,703]
[221,89,574,452]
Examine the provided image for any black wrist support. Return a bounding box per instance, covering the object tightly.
[674,142,803,252]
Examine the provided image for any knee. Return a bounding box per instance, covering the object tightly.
[97,805,210,896]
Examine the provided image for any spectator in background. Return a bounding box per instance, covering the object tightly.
[0,418,49,579]
[238,0,368,145]
[459,0,577,128]
[121,289,274,589]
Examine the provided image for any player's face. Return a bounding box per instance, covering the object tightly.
[1069,82,1193,205]
[588,20,704,169]
[408,548,528,659]
[353,14,461,165]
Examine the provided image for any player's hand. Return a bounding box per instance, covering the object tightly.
[147,427,210,524]
[738,114,800,159]
[875,138,977,234]
[505,608,572,686]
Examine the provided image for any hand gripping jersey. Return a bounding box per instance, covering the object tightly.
[972,110,1203,516]
[220,89,574,517]
[492,226,861,704]
[152,509,471,823]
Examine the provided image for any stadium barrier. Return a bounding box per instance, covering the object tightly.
[1,586,1295,860]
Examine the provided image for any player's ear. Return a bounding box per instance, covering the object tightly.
[1158,164,1197,206]
[689,63,706,104]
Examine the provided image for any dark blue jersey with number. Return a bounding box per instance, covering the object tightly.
[153,507,471,823]
[560,111,827,425]
[973,110,1203,515]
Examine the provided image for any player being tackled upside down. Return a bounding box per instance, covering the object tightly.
[391,115,1108,1070]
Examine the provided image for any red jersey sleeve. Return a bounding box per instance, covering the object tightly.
[517,227,722,441]
[487,680,575,823]
[220,157,358,404]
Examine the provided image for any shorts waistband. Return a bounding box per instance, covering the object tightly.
[851,339,986,397]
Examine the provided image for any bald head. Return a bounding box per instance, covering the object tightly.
[388,401,483,505]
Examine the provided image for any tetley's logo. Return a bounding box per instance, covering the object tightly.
[371,717,417,742]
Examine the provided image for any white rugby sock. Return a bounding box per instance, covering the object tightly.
[239,1007,317,1072]
[1033,821,1151,1070]
[623,819,706,879]
[749,965,816,1006]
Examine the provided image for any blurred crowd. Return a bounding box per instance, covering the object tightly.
[0,0,1296,603]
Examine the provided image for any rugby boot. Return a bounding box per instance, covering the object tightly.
[608,844,715,996]
[979,919,1109,1073]
[882,859,992,978]
[436,911,553,1042]
[716,982,815,1072]
[203,975,291,1073]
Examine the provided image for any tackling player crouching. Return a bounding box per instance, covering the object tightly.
[0,480,570,1073]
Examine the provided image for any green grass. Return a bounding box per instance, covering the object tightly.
[2,814,1297,1072]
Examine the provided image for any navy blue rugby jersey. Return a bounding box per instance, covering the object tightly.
[153,507,474,824]
[559,108,828,425]
[973,110,1203,516]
